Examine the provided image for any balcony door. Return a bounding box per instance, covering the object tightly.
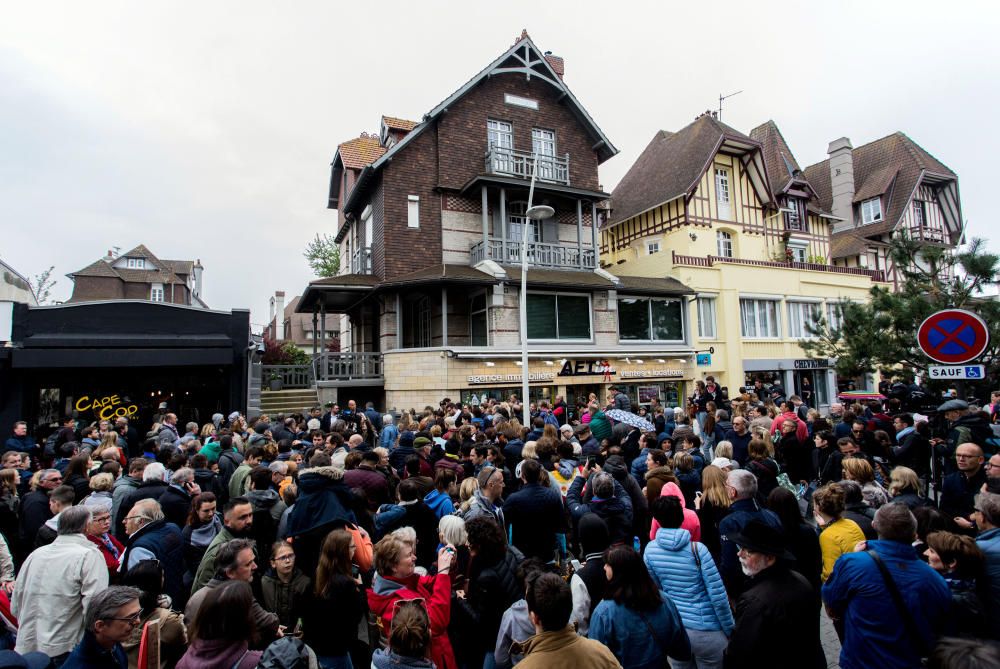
[532,128,557,181]
[507,201,540,263]
[488,120,513,173]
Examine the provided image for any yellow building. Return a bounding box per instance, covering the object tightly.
[603,115,888,409]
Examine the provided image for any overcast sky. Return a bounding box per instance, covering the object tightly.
[2,1,997,328]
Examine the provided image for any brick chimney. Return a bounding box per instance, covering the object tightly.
[828,137,855,233]
[544,51,564,80]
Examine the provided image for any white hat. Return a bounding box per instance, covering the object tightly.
[711,457,735,469]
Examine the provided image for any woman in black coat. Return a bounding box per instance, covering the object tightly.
[64,454,92,503]
[452,515,523,669]
[766,487,822,603]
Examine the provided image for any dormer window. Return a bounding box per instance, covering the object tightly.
[861,197,883,225]
[126,257,145,269]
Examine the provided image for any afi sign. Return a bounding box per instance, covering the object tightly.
[917,309,989,365]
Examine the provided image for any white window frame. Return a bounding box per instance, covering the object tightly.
[646,241,660,255]
[740,297,781,339]
[407,195,420,228]
[786,197,801,229]
[913,200,925,227]
[615,296,686,343]
[787,301,821,339]
[697,296,717,339]
[787,240,808,263]
[826,302,844,331]
[150,284,164,302]
[716,230,733,258]
[526,291,594,343]
[715,167,732,219]
[861,197,883,224]
[126,257,144,269]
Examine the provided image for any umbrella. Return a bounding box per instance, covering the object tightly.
[837,391,886,402]
[605,409,655,431]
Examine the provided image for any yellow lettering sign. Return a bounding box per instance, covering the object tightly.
[75,393,138,420]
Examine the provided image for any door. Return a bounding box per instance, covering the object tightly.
[715,167,732,220]
[532,128,557,180]
[488,120,513,173]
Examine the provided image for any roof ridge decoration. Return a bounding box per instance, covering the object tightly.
[340,32,617,216]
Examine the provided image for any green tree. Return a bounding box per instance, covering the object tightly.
[304,234,340,277]
[802,236,1000,381]
[29,265,57,305]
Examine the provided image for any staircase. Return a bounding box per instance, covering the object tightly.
[259,388,320,417]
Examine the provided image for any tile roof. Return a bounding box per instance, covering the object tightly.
[309,274,380,287]
[162,259,193,276]
[338,134,387,170]
[69,245,192,285]
[609,115,756,226]
[616,275,695,296]
[749,120,807,196]
[803,132,958,258]
[381,116,418,132]
[378,264,499,288]
[68,259,119,279]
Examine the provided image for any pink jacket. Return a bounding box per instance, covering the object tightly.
[769,411,809,442]
[649,481,701,541]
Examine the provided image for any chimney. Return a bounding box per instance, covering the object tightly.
[192,259,204,300]
[544,51,564,80]
[828,137,855,233]
[273,291,285,341]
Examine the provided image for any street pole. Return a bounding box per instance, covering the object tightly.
[520,153,554,426]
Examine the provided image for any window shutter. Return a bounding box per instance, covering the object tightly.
[542,218,558,244]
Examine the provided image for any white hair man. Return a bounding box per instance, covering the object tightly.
[12,505,108,662]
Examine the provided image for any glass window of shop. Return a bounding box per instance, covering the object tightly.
[743,371,783,397]
[461,386,555,408]
[616,382,684,409]
[617,298,684,342]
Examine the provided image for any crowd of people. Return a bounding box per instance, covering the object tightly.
[1,382,1000,669]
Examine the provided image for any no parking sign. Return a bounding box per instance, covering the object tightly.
[916,309,990,365]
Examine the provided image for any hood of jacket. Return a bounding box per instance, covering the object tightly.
[511,625,580,658]
[653,526,692,551]
[645,465,675,483]
[659,481,689,508]
[371,649,435,669]
[246,488,281,510]
[286,466,355,538]
[189,515,223,547]
[602,456,628,482]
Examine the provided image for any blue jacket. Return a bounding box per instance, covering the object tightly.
[717,498,781,595]
[423,489,454,519]
[643,528,734,634]
[380,425,399,449]
[630,449,650,480]
[3,434,37,455]
[63,631,127,669]
[822,540,951,669]
[722,430,752,465]
[502,483,566,561]
[589,595,691,669]
[976,527,1000,639]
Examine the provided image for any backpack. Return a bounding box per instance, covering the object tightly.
[43,432,59,460]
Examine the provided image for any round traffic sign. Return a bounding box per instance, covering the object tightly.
[917,309,990,365]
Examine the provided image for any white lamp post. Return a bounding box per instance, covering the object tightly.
[520,153,555,425]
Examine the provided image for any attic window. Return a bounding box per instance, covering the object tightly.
[861,198,883,225]
[126,258,145,269]
[504,94,539,110]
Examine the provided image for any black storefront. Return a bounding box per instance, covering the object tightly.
[0,301,252,438]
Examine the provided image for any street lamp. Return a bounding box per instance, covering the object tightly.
[520,153,554,425]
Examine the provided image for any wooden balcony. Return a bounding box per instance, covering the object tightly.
[485,147,570,185]
[471,237,596,270]
[905,225,949,244]
[261,352,383,389]
[671,251,887,281]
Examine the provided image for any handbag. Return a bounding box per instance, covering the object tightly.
[866,550,931,659]
[346,523,374,573]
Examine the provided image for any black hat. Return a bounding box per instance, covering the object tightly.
[725,519,793,559]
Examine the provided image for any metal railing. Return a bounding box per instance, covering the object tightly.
[314,352,383,382]
[351,247,373,275]
[671,251,887,281]
[471,237,596,270]
[262,365,313,389]
[485,147,570,185]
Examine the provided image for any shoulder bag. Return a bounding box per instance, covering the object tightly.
[866,550,930,659]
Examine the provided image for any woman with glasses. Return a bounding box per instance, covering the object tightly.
[302,529,366,669]
[121,559,188,669]
[85,506,125,581]
[261,542,310,632]
[177,580,262,669]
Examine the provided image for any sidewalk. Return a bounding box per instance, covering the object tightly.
[820,607,842,668]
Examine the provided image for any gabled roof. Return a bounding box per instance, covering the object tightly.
[336,134,387,171]
[342,32,618,216]
[748,120,817,199]
[803,132,960,256]
[609,114,773,227]
[68,245,189,286]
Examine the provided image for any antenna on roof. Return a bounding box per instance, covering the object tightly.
[112,246,121,258]
[718,90,742,121]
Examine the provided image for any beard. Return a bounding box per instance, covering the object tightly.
[739,557,760,577]
[227,524,253,539]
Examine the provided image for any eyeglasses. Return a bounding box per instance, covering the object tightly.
[392,598,425,614]
[986,462,1000,470]
[955,454,980,460]
[104,611,143,625]
[273,554,295,562]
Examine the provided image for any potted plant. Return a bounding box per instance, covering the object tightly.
[268,371,283,391]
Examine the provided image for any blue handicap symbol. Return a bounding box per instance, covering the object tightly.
[965,367,982,379]
[928,318,977,355]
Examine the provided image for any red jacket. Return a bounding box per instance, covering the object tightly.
[368,572,456,669]
[87,532,125,577]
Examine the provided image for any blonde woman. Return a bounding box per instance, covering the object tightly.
[841,458,889,509]
[888,466,928,509]
[694,464,731,561]
[458,477,479,514]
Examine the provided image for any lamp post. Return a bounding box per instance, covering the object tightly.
[521,153,554,426]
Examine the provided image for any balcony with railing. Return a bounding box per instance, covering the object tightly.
[905,225,949,244]
[485,147,570,186]
[471,237,596,270]
[671,251,887,281]
[351,247,373,274]
[314,351,383,383]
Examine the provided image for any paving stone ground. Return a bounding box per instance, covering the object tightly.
[820,607,842,668]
